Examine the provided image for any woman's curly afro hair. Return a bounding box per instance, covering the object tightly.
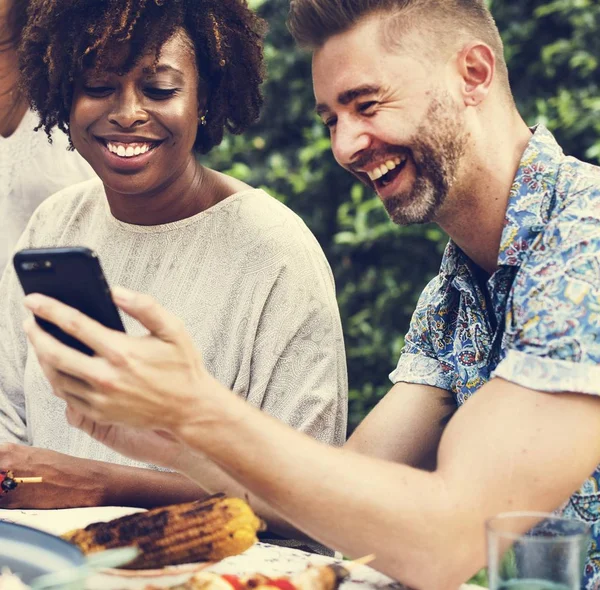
[19,0,267,153]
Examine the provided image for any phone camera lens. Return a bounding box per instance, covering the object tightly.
[20,261,52,271]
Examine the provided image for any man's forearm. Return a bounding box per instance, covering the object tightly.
[175,449,317,543]
[175,383,459,590]
[174,378,600,590]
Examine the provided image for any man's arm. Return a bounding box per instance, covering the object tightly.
[52,410,325,542]
[0,444,208,509]
[24,290,600,587]
[172,377,600,590]
[181,382,453,540]
[345,382,453,469]
[48,382,452,541]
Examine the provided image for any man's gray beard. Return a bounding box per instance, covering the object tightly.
[384,175,439,226]
[382,95,467,226]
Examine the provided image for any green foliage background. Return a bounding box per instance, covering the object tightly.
[205,0,600,435]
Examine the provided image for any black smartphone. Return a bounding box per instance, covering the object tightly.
[14,247,126,356]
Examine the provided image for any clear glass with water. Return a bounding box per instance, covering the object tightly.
[486,512,590,590]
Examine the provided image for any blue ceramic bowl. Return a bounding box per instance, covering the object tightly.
[0,520,85,584]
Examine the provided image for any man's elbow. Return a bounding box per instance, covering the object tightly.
[397,481,485,590]
[390,534,483,590]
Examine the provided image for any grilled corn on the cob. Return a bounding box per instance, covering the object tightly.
[62,493,265,569]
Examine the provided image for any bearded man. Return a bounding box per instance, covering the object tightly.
[25,1,600,589]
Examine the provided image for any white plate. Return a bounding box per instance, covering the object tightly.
[0,506,145,536]
[87,562,213,589]
[0,507,215,588]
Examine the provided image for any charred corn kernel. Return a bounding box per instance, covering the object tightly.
[62,494,265,569]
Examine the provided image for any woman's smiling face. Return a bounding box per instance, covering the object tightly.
[69,30,203,198]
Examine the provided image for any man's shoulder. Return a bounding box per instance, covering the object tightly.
[514,157,600,295]
[551,153,600,221]
[562,154,600,179]
[522,155,600,263]
[412,272,449,317]
[539,156,600,245]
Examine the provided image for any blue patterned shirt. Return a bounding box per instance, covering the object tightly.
[390,125,600,588]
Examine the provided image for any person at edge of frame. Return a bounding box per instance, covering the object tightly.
[0,0,95,276]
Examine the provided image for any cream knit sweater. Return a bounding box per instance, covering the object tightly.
[0,109,95,275]
[0,178,347,468]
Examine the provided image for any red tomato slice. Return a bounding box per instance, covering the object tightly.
[269,579,296,590]
[222,574,245,590]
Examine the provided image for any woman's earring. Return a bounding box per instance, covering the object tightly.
[199,110,208,126]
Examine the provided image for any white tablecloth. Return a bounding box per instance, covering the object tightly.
[0,508,482,590]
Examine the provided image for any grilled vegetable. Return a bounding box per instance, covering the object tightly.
[291,563,351,590]
[62,493,265,569]
[167,572,247,590]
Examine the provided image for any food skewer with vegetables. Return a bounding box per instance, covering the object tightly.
[149,555,377,590]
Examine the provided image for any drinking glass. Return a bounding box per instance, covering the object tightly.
[486,512,590,590]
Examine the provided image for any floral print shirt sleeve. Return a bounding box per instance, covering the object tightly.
[494,190,600,394]
[389,275,455,393]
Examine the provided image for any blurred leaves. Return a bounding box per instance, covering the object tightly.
[205,0,600,434]
[491,0,600,161]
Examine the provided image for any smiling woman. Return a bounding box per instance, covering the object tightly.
[20,0,266,223]
[68,31,211,220]
[0,0,347,543]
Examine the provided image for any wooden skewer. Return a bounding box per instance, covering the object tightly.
[344,554,376,570]
[14,477,43,484]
